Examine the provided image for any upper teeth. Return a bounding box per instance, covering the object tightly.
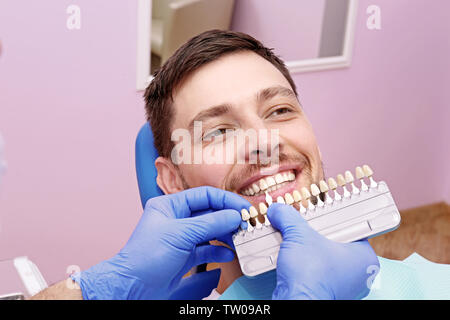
[241,170,296,196]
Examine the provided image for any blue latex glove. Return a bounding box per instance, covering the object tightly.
[268,203,380,300]
[71,186,250,300]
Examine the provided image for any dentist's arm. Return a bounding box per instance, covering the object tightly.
[268,203,379,300]
[30,186,249,300]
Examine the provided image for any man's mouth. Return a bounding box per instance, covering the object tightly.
[237,165,302,203]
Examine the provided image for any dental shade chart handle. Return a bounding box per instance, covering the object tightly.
[232,165,402,277]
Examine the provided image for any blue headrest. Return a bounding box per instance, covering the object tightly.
[135,123,164,208]
[134,123,221,299]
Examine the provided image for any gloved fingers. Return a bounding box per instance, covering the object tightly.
[267,203,307,229]
[191,244,235,266]
[177,209,242,245]
[168,186,251,219]
[215,233,236,251]
[267,203,317,242]
[344,240,380,267]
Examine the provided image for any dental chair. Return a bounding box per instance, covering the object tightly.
[135,123,220,300]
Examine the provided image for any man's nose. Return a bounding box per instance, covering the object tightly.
[235,122,280,165]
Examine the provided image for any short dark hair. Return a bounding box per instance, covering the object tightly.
[143,29,298,158]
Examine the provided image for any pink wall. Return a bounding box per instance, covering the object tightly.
[0,1,144,284]
[231,0,326,61]
[0,0,448,285]
[295,0,449,209]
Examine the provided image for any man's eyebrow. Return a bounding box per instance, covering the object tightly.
[188,104,231,131]
[256,85,297,103]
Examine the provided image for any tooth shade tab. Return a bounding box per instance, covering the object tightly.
[259,202,268,215]
[345,171,354,183]
[277,196,285,204]
[253,216,263,229]
[362,165,377,188]
[284,193,294,205]
[355,166,365,179]
[328,177,338,190]
[310,184,321,196]
[319,180,329,192]
[292,190,302,202]
[363,165,374,177]
[316,195,325,207]
[337,174,346,187]
[259,202,271,226]
[301,187,311,199]
[241,209,250,221]
[265,191,273,206]
[249,206,258,218]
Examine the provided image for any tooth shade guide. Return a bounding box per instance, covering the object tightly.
[315,195,325,207]
[362,164,378,188]
[336,174,346,187]
[359,177,369,191]
[284,193,294,205]
[292,190,302,202]
[265,191,273,206]
[342,185,351,198]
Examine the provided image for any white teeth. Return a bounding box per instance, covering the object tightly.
[266,177,276,187]
[275,173,284,184]
[240,170,296,196]
[288,172,295,181]
[259,179,268,191]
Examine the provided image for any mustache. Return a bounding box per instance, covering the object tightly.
[227,152,312,192]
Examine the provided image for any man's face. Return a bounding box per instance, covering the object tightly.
[160,51,324,207]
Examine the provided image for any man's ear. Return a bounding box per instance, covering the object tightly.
[154,156,185,195]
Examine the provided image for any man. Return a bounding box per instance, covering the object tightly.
[31,30,378,300]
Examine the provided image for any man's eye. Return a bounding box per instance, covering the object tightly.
[269,107,292,117]
[203,128,228,141]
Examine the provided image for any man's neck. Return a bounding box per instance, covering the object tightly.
[215,257,243,294]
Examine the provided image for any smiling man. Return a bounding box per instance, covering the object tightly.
[145,30,325,298]
[31,30,377,300]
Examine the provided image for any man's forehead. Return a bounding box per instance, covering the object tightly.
[171,51,294,128]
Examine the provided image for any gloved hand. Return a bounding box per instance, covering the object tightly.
[268,203,379,300]
[71,186,250,300]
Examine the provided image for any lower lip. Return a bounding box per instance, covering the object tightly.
[241,170,301,204]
